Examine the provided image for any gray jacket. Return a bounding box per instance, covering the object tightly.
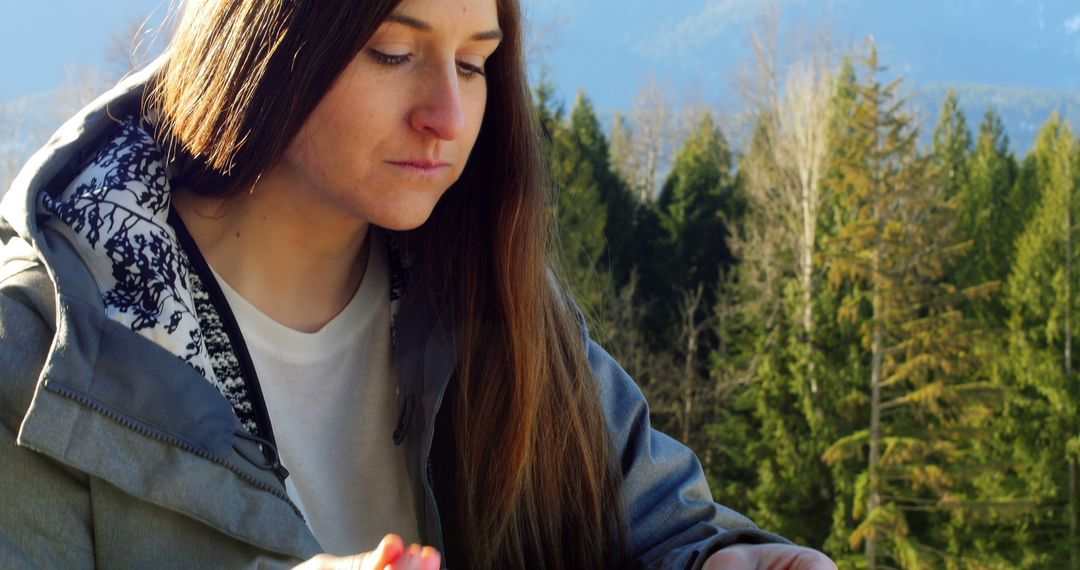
[0,62,783,569]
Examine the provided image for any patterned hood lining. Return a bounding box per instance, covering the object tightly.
[37,117,414,439]
[39,117,266,433]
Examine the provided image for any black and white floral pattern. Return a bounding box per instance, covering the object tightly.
[39,117,256,428]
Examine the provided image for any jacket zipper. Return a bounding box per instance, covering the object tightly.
[424,386,447,547]
[47,383,305,520]
[427,453,434,488]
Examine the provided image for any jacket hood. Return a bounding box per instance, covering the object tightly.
[5,57,271,436]
[0,58,327,558]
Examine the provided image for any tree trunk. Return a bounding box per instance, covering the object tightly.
[1067,457,1075,570]
[643,143,657,202]
[680,285,705,445]
[681,340,695,445]
[1067,199,1076,569]
[866,245,883,570]
[1066,206,1073,380]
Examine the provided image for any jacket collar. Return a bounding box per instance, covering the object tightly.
[2,57,320,559]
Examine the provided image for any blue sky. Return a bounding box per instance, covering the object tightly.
[3,1,1080,121]
[524,0,1080,112]
[0,0,170,99]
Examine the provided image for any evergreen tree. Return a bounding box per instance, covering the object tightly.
[534,69,562,143]
[822,43,995,569]
[657,110,741,304]
[534,41,1074,568]
[714,56,864,554]
[999,114,1080,568]
[540,87,610,320]
[565,93,639,291]
[953,107,1019,322]
[931,91,973,202]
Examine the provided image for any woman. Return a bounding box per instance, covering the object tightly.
[0,0,835,568]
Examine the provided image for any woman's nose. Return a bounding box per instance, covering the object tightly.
[409,64,467,141]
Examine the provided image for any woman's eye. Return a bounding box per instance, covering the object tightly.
[457,60,487,80]
[368,49,412,66]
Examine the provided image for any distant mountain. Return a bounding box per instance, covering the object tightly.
[908,84,1080,155]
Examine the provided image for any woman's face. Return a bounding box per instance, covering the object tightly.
[275,0,501,231]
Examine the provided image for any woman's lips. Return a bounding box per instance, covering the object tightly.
[386,159,451,177]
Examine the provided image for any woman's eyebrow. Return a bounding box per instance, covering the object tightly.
[385,13,503,41]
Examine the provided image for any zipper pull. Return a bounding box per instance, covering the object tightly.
[272,461,290,483]
[234,430,290,484]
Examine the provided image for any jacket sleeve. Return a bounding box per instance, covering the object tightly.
[0,264,97,569]
[586,338,789,570]
[0,257,303,570]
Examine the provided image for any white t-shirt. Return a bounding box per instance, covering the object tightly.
[211,234,420,555]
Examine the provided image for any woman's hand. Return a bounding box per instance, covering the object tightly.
[293,534,441,570]
[704,544,837,570]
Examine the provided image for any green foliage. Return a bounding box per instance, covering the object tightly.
[931,90,974,201]
[544,38,1070,570]
[543,88,611,320]
[994,114,1080,567]
[952,107,1019,322]
[656,111,741,316]
[822,42,1002,569]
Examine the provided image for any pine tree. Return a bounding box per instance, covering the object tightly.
[566,94,636,274]
[810,57,874,563]
[999,114,1080,568]
[952,107,1019,323]
[931,91,973,202]
[728,113,836,550]
[822,42,995,569]
[715,54,864,553]
[540,87,610,321]
[658,110,741,302]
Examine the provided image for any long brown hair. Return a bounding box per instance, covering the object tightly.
[147,0,628,567]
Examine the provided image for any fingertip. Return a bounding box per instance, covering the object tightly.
[380,534,405,561]
[703,546,752,570]
[420,546,441,570]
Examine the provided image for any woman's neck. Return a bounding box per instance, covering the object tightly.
[172,181,370,334]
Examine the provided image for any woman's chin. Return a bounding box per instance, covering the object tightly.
[369,205,439,232]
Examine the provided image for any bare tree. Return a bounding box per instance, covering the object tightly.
[610,75,681,202]
[0,66,114,197]
[106,8,175,78]
[677,284,713,444]
[736,15,835,396]
[602,269,652,382]
[0,102,30,193]
[51,65,115,123]
[524,11,568,67]
[2,12,171,196]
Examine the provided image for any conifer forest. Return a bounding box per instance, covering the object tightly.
[542,36,1080,569]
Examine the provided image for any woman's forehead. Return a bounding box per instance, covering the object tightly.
[387,0,502,30]
[390,0,500,18]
